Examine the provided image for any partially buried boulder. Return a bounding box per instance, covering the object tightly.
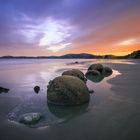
[47,75,89,106]
[88,63,104,73]
[0,87,9,93]
[19,113,42,125]
[62,69,87,83]
[102,66,113,77]
[74,61,79,64]
[34,86,40,93]
[85,70,104,83]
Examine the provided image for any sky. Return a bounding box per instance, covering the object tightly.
[0,0,140,56]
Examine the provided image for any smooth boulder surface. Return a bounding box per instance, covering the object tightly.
[88,63,104,73]
[86,63,113,83]
[102,66,113,77]
[62,69,87,83]
[47,75,89,106]
[85,70,104,83]
[19,113,42,125]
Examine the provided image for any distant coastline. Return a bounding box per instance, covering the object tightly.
[0,50,140,59]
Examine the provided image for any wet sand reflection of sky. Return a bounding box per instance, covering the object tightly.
[0,59,122,128]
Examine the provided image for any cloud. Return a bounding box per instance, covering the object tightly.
[0,0,140,55]
[116,38,140,46]
[18,16,74,51]
[47,43,72,52]
[38,17,73,51]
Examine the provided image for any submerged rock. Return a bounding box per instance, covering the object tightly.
[62,69,87,83]
[88,63,104,73]
[0,87,10,93]
[85,70,104,83]
[47,75,89,106]
[19,113,42,125]
[34,86,40,93]
[102,66,113,77]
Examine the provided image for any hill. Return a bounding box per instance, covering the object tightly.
[127,50,140,59]
[0,50,140,59]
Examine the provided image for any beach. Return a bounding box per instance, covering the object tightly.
[0,59,140,140]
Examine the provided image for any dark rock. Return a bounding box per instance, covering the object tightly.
[47,75,89,106]
[62,69,87,83]
[75,61,79,64]
[88,63,104,73]
[85,70,104,83]
[102,67,113,77]
[0,87,10,93]
[88,90,94,94]
[19,113,42,125]
[34,86,40,93]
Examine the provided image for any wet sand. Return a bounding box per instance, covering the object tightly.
[0,59,140,140]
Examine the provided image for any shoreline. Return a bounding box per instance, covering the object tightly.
[0,59,140,140]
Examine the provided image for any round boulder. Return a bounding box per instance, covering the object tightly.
[19,113,42,125]
[85,70,104,83]
[102,66,113,77]
[62,69,87,83]
[47,75,89,106]
[88,63,104,73]
[34,86,40,93]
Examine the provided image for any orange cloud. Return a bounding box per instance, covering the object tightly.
[69,10,140,56]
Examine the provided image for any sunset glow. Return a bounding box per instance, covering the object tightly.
[0,0,140,56]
